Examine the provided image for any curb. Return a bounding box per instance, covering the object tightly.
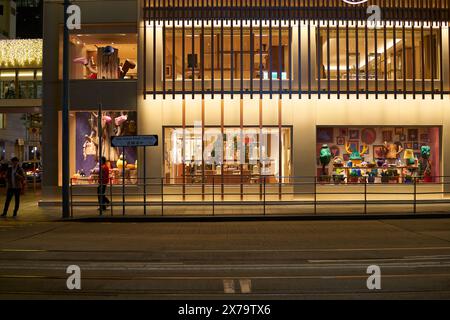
[62,212,450,223]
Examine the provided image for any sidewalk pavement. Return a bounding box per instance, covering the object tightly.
[0,190,60,222]
[2,188,450,223]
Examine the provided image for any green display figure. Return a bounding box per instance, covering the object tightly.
[319,144,332,176]
[420,145,432,182]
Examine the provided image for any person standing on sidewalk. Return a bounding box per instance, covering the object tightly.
[2,157,26,217]
[98,156,110,213]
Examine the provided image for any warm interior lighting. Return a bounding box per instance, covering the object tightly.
[0,72,16,78]
[0,39,43,68]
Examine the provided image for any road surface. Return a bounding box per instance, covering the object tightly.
[0,218,450,299]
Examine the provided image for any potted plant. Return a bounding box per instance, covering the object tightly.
[388,169,399,184]
[404,174,413,184]
[332,168,345,185]
[381,170,389,184]
[367,170,377,184]
[348,169,360,184]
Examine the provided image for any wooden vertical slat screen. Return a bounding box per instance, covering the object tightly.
[145,0,449,98]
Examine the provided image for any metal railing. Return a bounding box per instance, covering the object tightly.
[68,175,450,218]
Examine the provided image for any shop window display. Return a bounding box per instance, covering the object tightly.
[68,34,137,80]
[72,111,138,185]
[164,26,291,82]
[164,126,291,184]
[318,27,441,81]
[316,126,440,184]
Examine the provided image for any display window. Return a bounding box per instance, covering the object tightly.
[67,33,137,80]
[316,126,440,184]
[164,126,292,184]
[71,111,138,185]
[164,24,291,82]
[318,27,441,81]
[0,69,42,99]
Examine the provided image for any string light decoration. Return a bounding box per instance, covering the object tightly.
[0,39,43,68]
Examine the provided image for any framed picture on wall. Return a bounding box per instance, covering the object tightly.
[361,128,377,145]
[373,145,386,159]
[420,133,429,143]
[395,127,404,135]
[347,141,359,154]
[339,128,348,137]
[336,137,345,145]
[399,134,406,142]
[349,129,359,140]
[404,143,412,149]
[317,127,334,143]
[382,130,393,142]
[408,129,419,141]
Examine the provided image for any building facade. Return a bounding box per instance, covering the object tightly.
[0,0,16,39]
[0,38,42,163]
[41,1,450,208]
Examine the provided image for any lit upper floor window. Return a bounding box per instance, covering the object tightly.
[68,33,137,80]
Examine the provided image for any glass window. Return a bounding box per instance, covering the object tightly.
[319,26,441,82]
[68,33,137,80]
[164,24,291,82]
[316,126,440,184]
[164,126,292,184]
[70,111,138,185]
[1,69,42,99]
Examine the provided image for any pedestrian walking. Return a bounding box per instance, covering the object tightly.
[97,156,110,213]
[1,157,26,217]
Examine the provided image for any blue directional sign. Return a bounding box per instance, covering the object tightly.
[111,135,158,147]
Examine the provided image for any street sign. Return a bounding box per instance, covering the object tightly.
[111,135,158,147]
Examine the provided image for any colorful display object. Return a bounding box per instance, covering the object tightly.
[385,141,403,161]
[420,145,432,182]
[75,111,137,185]
[73,47,136,80]
[319,144,332,175]
[345,142,368,166]
[403,149,415,165]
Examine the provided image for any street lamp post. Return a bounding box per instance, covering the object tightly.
[62,0,70,218]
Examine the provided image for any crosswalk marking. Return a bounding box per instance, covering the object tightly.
[223,279,235,293]
[223,279,252,293]
[239,279,252,293]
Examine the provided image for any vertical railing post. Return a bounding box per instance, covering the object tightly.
[263,176,266,216]
[143,146,147,216]
[364,177,367,214]
[122,146,125,216]
[314,176,317,215]
[212,175,215,216]
[161,177,164,216]
[414,177,417,214]
[110,177,113,216]
[61,0,70,219]
[69,178,73,218]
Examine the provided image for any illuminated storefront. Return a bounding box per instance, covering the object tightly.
[41,0,450,206]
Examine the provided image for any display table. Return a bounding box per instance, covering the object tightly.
[333,165,419,184]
